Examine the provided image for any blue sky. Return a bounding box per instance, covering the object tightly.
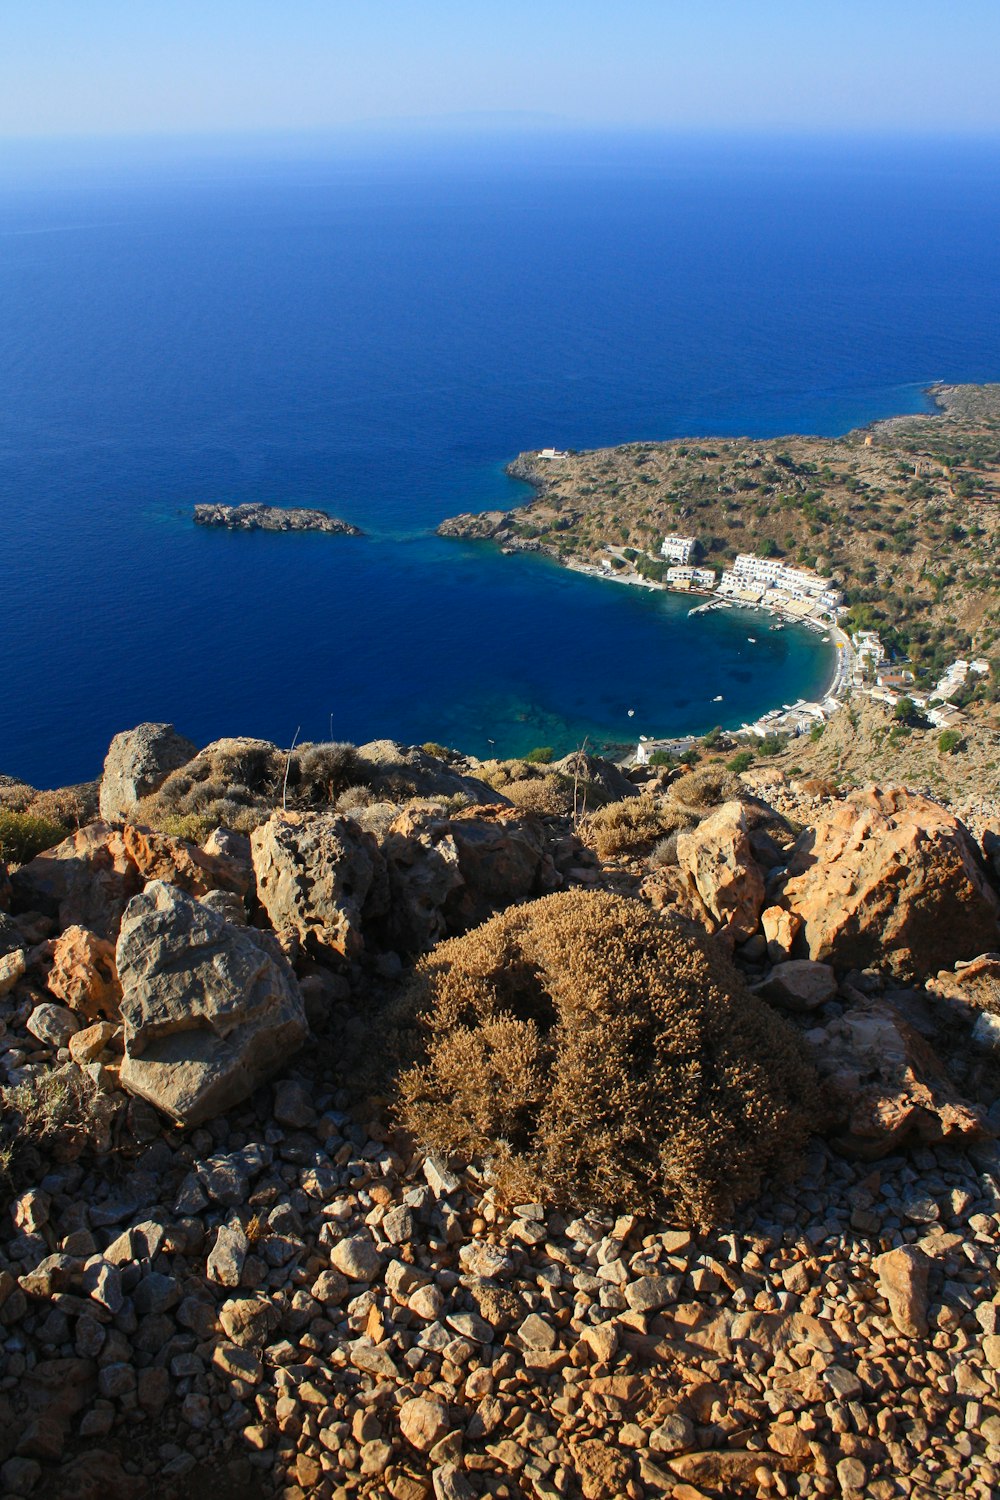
[2,0,999,138]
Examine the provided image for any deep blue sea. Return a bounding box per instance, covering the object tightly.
[2,130,1000,788]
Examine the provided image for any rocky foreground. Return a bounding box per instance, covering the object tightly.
[1,725,1000,1499]
[193,504,363,536]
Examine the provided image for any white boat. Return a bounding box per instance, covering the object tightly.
[747,636,757,643]
[713,695,723,702]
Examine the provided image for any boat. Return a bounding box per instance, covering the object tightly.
[713,694,723,702]
[747,636,757,643]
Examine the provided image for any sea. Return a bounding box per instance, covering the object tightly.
[2,129,1000,789]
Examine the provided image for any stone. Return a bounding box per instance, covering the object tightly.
[46,925,122,1021]
[400,1394,450,1453]
[116,881,307,1125]
[25,1002,79,1047]
[330,1234,381,1281]
[625,1275,681,1313]
[571,1438,632,1500]
[806,999,988,1157]
[973,1010,1000,1054]
[580,1321,619,1363]
[273,1078,316,1128]
[68,1021,118,1064]
[761,959,837,1011]
[761,904,803,961]
[11,1188,50,1234]
[11,823,142,941]
[207,1226,248,1287]
[1,1458,42,1496]
[380,803,550,953]
[874,1246,930,1337]
[212,1341,263,1384]
[0,948,26,996]
[518,1312,558,1351]
[649,1413,695,1455]
[120,823,246,898]
[251,810,387,959]
[99,723,197,823]
[779,788,1000,978]
[674,800,767,945]
[219,1297,279,1348]
[431,1464,475,1500]
[836,1457,867,1493]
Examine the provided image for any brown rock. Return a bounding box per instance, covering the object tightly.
[46,925,121,1021]
[807,999,987,1157]
[571,1439,632,1500]
[674,800,766,945]
[399,1395,450,1453]
[68,1021,118,1064]
[121,823,246,897]
[761,904,803,961]
[761,959,837,1011]
[779,788,1000,978]
[874,1245,930,1337]
[250,810,387,959]
[11,823,142,941]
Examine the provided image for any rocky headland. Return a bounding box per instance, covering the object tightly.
[194,504,363,537]
[1,722,1000,1499]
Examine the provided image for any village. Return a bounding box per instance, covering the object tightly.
[600,533,992,761]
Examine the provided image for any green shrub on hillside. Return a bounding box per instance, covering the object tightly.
[0,809,66,866]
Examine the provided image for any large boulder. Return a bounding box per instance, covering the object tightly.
[778,788,1000,978]
[11,823,143,941]
[381,803,552,952]
[116,881,306,1125]
[250,811,387,959]
[99,723,197,823]
[673,800,766,946]
[121,823,248,897]
[804,999,988,1158]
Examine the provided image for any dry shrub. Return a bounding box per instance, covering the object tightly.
[649,831,680,869]
[0,1067,111,1190]
[400,890,816,1221]
[504,775,574,818]
[0,809,67,866]
[582,793,689,859]
[294,742,369,804]
[667,763,744,816]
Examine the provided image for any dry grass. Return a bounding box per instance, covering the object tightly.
[400,890,817,1221]
[0,1068,108,1190]
[581,793,692,860]
[503,775,575,818]
[0,809,68,866]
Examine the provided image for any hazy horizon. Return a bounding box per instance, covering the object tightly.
[3,0,1000,140]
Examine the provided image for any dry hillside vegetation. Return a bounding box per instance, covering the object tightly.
[399,889,817,1221]
[441,382,1000,691]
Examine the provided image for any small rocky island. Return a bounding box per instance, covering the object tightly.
[194,502,363,536]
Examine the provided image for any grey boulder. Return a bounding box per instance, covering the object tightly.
[116,880,306,1125]
[99,722,197,823]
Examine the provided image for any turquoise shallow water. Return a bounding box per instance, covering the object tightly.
[2,132,999,786]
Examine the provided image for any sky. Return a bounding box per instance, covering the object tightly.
[1,0,999,140]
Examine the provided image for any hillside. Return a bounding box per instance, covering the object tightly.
[439,383,1000,699]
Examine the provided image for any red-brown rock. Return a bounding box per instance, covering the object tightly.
[674,800,766,946]
[779,788,1000,978]
[46,924,122,1021]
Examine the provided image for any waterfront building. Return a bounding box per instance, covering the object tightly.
[661,534,697,564]
[666,565,716,589]
[716,552,843,613]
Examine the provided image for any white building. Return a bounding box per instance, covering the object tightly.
[717,553,843,612]
[666,565,716,590]
[537,448,567,460]
[661,534,697,565]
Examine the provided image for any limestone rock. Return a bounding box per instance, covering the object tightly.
[399,1394,449,1453]
[806,999,988,1157]
[761,904,803,961]
[674,800,766,945]
[46,925,122,1022]
[99,723,197,823]
[381,803,550,952]
[779,787,1000,978]
[250,810,387,959]
[120,824,246,898]
[760,959,837,1012]
[11,824,142,941]
[116,880,307,1125]
[0,947,26,997]
[26,1002,79,1048]
[874,1245,930,1337]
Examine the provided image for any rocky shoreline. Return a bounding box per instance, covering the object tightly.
[194,504,363,537]
[1,724,999,1499]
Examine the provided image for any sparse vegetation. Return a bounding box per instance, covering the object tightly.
[0,808,67,865]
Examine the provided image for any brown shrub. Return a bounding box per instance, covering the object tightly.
[667,764,745,816]
[399,890,817,1221]
[504,775,574,818]
[581,793,691,859]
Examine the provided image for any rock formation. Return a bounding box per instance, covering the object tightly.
[116,881,307,1124]
[98,723,197,823]
[193,503,363,535]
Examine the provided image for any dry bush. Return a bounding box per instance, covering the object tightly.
[582,793,691,860]
[0,777,36,814]
[0,1068,111,1190]
[400,890,817,1221]
[294,742,369,804]
[335,784,376,812]
[667,763,744,816]
[28,782,99,828]
[649,831,681,869]
[504,775,574,818]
